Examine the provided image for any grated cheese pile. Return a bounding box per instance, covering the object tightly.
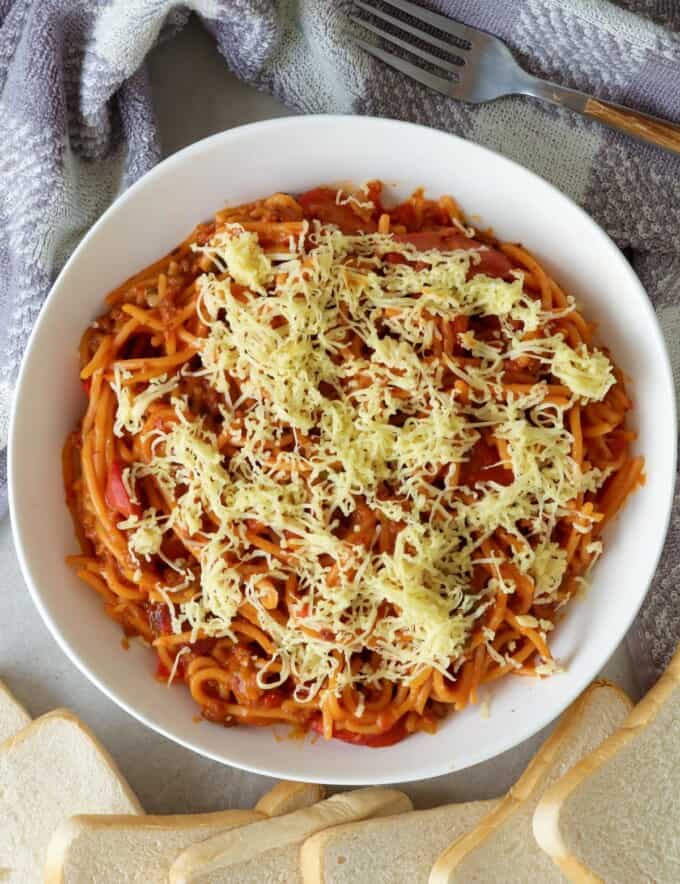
[111,221,615,701]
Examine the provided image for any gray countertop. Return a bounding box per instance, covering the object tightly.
[0,18,641,815]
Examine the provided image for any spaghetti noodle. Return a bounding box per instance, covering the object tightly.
[63,183,644,747]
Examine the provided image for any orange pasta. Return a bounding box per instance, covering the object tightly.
[63,183,643,747]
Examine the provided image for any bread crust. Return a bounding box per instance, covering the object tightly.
[1,709,143,884]
[169,788,412,884]
[429,681,632,883]
[44,810,263,884]
[1,708,143,812]
[0,678,31,745]
[533,650,680,882]
[255,781,326,817]
[299,799,498,884]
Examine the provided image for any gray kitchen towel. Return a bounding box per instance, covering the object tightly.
[0,0,678,689]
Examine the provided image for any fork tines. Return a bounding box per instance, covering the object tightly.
[356,0,476,48]
[351,0,476,95]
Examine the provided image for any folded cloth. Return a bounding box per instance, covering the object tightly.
[0,0,678,688]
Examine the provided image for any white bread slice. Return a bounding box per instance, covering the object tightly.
[0,708,142,883]
[44,780,324,883]
[255,780,326,817]
[301,798,498,883]
[0,678,30,744]
[429,681,632,883]
[170,787,413,884]
[534,648,680,883]
[44,809,263,884]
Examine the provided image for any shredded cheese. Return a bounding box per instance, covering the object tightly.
[551,340,614,401]
[112,370,178,437]
[119,510,165,558]
[166,646,191,686]
[108,223,616,700]
[193,225,273,293]
[335,188,375,211]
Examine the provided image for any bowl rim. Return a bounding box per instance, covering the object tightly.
[8,114,677,784]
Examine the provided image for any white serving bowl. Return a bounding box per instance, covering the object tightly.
[9,116,676,785]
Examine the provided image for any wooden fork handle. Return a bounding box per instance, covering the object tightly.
[584,97,680,155]
[525,77,680,156]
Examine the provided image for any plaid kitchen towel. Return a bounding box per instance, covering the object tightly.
[1,0,678,688]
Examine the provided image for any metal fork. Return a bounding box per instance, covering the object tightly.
[351,0,680,156]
